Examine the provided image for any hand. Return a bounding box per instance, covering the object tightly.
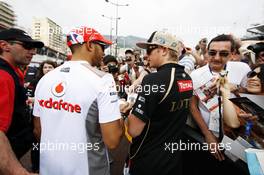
[101,65,109,72]
[119,99,133,115]
[217,75,233,97]
[24,82,30,88]
[185,47,193,55]
[208,78,218,96]
[238,112,257,121]
[119,99,129,113]
[204,131,225,161]
[26,97,35,105]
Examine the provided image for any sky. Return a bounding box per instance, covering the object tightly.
[4,0,264,47]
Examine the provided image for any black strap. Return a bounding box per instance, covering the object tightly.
[218,95,224,141]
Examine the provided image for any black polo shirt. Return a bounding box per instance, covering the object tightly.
[130,63,193,175]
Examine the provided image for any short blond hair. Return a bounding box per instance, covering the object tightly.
[168,49,179,61]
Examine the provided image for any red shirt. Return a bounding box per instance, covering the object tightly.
[0,61,24,133]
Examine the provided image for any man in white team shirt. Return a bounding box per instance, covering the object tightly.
[33,26,123,175]
[190,34,251,162]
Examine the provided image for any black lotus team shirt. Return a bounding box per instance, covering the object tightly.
[130,63,193,175]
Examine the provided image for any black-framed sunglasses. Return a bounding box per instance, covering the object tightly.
[201,39,207,44]
[125,56,132,62]
[9,41,36,50]
[247,70,261,79]
[208,50,230,57]
[146,45,159,55]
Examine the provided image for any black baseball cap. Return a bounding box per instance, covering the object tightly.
[247,42,264,55]
[0,28,44,48]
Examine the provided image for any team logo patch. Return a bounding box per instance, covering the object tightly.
[51,82,67,97]
[177,80,193,92]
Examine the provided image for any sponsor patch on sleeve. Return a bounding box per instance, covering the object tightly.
[177,80,193,92]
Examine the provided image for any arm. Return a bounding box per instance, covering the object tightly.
[100,120,123,149]
[98,74,124,149]
[0,72,34,174]
[0,131,33,175]
[185,47,204,66]
[127,113,146,138]
[127,76,153,138]
[128,70,148,93]
[190,96,211,137]
[190,96,225,161]
[33,117,41,142]
[220,81,240,128]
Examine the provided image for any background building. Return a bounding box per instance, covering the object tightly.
[0,1,16,30]
[32,17,64,53]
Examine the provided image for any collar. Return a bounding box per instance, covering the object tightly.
[208,64,227,74]
[157,62,183,71]
[0,57,25,84]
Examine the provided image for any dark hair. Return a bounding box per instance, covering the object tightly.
[0,48,2,55]
[233,37,241,55]
[103,55,118,65]
[207,34,235,52]
[125,49,134,55]
[69,44,82,54]
[248,42,264,59]
[36,60,57,79]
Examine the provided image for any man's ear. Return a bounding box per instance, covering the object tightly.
[0,41,11,52]
[161,47,169,56]
[229,52,236,61]
[85,42,94,52]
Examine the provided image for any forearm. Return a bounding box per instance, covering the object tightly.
[190,51,204,66]
[33,117,41,142]
[0,131,28,175]
[190,96,211,136]
[222,94,240,128]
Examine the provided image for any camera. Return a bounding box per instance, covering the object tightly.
[108,64,119,74]
[219,70,228,77]
[219,70,228,85]
[135,61,144,67]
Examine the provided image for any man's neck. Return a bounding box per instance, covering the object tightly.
[209,65,226,73]
[0,55,17,67]
[159,60,177,67]
[71,55,91,65]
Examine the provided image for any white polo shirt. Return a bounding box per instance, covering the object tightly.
[33,61,121,175]
[190,61,250,130]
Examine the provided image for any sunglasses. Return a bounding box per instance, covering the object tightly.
[146,45,159,55]
[208,50,230,57]
[92,41,105,52]
[247,70,261,79]
[9,41,36,50]
[125,56,132,62]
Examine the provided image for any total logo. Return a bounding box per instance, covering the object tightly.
[51,82,66,97]
[177,80,193,92]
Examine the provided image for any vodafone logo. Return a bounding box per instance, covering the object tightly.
[177,80,193,92]
[52,82,66,97]
[38,98,81,113]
